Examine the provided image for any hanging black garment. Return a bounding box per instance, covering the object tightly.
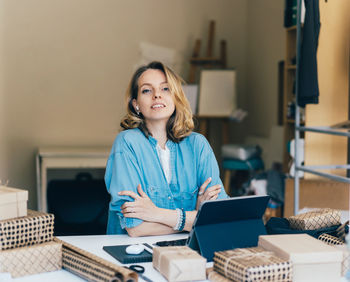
[297,0,321,107]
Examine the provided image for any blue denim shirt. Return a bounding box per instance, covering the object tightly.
[104,128,228,234]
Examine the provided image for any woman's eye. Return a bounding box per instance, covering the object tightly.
[142,89,151,94]
[162,87,170,92]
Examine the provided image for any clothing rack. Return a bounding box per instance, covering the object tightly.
[293,0,350,215]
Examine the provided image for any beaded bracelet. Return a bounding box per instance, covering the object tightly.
[173,208,182,230]
[178,209,186,231]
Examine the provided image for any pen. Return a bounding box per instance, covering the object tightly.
[142,243,153,254]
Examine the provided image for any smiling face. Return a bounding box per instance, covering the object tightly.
[132,69,175,126]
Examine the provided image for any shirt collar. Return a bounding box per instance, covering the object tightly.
[148,135,175,150]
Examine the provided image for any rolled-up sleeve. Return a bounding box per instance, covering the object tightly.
[105,150,144,231]
[197,136,229,199]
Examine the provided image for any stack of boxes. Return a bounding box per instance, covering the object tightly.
[0,186,62,278]
[209,208,346,282]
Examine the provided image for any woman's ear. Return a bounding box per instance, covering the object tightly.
[132,99,140,114]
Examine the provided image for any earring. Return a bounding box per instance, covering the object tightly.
[135,105,140,115]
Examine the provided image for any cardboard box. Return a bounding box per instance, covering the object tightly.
[0,186,28,220]
[0,241,62,278]
[317,233,348,276]
[206,267,231,282]
[288,208,341,230]
[284,179,349,217]
[153,246,206,282]
[0,209,54,250]
[334,244,350,277]
[259,234,343,282]
[213,247,292,282]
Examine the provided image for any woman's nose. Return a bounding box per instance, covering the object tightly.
[153,89,161,99]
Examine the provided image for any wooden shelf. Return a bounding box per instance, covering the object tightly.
[286,25,297,31]
[286,119,305,125]
[286,24,303,32]
[283,23,300,172]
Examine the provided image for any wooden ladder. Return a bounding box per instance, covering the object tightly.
[188,20,227,84]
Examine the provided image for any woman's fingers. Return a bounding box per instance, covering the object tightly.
[198,177,212,195]
[206,184,221,192]
[123,211,142,218]
[137,184,148,198]
[119,184,158,221]
[118,190,140,199]
[122,204,137,213]
[203,185,221,200]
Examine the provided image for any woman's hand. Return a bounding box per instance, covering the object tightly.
[120,184,160,222]
[196,177,222,210]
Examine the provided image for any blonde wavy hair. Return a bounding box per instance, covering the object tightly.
[120,61,194,142]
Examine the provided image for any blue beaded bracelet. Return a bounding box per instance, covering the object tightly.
[178,208,186,231]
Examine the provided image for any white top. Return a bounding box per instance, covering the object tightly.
[156,144,171,183]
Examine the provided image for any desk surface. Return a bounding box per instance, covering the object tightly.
[12,233,348,282]
[13,233,191,282]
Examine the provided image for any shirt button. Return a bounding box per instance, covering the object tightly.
[168,196,171,199]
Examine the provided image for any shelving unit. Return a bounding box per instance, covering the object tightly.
[292,0,350,215]
[282,23,305,173]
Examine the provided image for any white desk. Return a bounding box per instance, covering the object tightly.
[13,233,191,282]
[10,233,349,282]
[36,147,110,212]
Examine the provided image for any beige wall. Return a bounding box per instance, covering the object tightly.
[0,0,285,209]
[0,1,7,181]
[245,0,285,138]
[0,0,253,209]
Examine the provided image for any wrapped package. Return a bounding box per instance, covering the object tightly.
[213,247,292,282]
[259,234,343,282]
[318,233,345,246]
[287,208,340,230]
[333,244,350,277]
[0,241,62,278]
[55,238,137,282]
[153,246,207,282]
[206,267,231,282]
[0,186,28,220]
[318,234,349,277]
[0,209,54,250]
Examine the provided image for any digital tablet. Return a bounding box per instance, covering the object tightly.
[186,195,270,261]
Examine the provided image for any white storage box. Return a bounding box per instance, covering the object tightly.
[259,234,343,282]
[0,186,28,220]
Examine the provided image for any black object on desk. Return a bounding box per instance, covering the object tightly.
[128,265,153,282]
[155,238,187,247]
[103,245,152,264]
[186,195,270,262]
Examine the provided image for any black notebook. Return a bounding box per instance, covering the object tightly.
[103,244,152,264]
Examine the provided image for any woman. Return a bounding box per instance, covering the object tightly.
[105,61,228,236]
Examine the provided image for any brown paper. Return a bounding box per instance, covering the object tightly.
[214,247,292,282]
[259,234,343,282]
[55,237,137,282]
[0,209,54,250]
[288,208,341,230]
[153,246,206,282]
[318,233,345,246]
[318,235,349,277]
[206,267,231,282]
[334,244,350,277]
[0,241,62,278]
